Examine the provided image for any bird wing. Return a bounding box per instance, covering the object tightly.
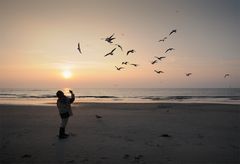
[153,60,157,64]
[117,45,123,51]
[169,30,176,35]
[77,43,82,54]
[109,33,115,39]
[111,48,116,53]
[104,54,108,57]
[224,74,229,78]
[165,48,173,53]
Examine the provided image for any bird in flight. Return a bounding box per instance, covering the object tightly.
[155,56,166,61]
[186,73,192,76]
[224,74,230,78]
[104,48,116,57]
[158,37,167,42]
[115,44,123,51]
[127,49,136,55]
[165,48,175,53]
[151,60,158,65]
[130,63,139,67]
[77,43,82,54]
[169,29,177,36]
[102,33,116,43]
[122,62,128,65]
[154,70,164,74]
[115,66,124,71]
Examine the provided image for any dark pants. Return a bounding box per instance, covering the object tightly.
[60,112,69,128]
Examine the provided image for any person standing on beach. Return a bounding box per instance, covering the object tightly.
[56,90,75,139]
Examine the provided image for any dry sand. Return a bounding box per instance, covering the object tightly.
[0,103,239,164]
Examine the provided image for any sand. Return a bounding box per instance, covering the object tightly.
[0,103,239,164]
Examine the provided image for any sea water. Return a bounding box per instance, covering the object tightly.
[0,88,239,105]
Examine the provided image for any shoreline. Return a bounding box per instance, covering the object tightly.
[0,101,240,107]
[0,99,240,106]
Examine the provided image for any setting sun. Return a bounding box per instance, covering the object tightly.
[62,70,72,79]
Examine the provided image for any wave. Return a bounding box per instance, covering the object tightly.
[76,96,118,99]
[0,94,118,99]
[142,96,240,101]
[0,93,240,101]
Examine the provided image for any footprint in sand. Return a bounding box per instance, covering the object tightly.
[80,158,89,163]
[67,160,75,163]
[123,154,130,159]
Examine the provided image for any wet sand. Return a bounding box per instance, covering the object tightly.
[0,103,239,163]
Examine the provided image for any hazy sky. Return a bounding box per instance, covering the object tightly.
[0,0,239,88]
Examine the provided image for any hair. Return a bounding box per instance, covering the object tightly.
[56,90,64,98]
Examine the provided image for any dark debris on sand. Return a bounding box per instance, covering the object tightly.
[160,134,172,137]
[21,154,32,158]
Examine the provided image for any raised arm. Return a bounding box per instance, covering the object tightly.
[69,90,75,104]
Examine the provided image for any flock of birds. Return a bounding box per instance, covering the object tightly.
[76,30,231,78]
[151,29,177,75]
[102,33,138,71]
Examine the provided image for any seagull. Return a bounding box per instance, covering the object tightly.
[158,37,167,42]
[77,43,82,54]
[115,44,123,51]
[102,33,116,43]
[155,56,166,60]
[96,115,102,119]
[151,60,158,65]
[115,66,124,71]
[104,48,116,57]
[127,49,135,55]
[186,73,192,76]
[165,48,175,53]
[122,62,128,65]
[169,29,177,36]
[224,74,230,78]
[154,70,164,74]
[130,63,138,67]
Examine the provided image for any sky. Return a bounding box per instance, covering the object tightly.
[0,0,239,88]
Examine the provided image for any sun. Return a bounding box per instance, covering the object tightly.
[62,70,72,79]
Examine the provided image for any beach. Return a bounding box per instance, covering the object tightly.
[0,103,239,164]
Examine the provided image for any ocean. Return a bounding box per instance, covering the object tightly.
[0,88,240,105]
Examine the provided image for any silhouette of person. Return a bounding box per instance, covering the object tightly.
[56,90,75,139]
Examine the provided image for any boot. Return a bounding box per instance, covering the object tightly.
[59,127,68,139]
[63,128,69,137]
